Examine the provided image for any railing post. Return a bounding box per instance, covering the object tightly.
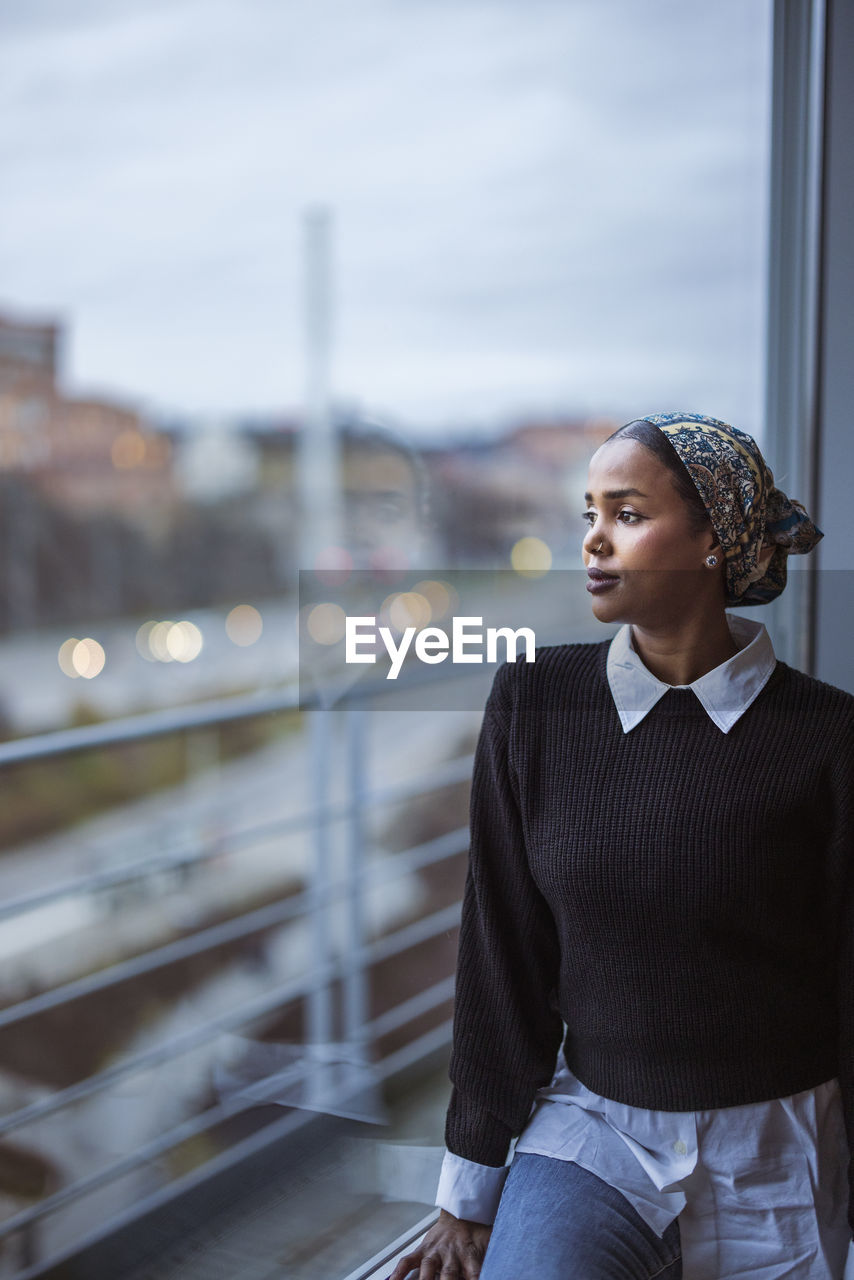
[344,704,369,1062]
[306,705,334,1107]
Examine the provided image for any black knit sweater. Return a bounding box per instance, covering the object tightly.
[444,640,854,1231]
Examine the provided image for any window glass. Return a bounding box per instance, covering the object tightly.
[0,2,772,1274]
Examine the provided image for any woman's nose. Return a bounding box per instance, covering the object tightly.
[583,519,608,555]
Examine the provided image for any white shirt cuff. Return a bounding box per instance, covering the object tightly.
[435,1148,510,1225]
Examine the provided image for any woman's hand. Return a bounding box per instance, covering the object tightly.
[387,1208,492,1279]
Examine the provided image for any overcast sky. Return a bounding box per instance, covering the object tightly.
[0,0,772,438]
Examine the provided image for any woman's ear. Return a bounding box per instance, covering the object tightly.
[706,536,725,564]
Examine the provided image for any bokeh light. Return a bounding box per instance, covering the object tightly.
[511,536,552,577]
[226,605,263,647]
[135,620,157,661]
[149,621,176,662]
[135,619,204,662]
[72,638,106,679]
[58,637,80,678]
[306,602,347,645]
[386,591,431,632]
[166,620,203,662]
[413,579,454,620]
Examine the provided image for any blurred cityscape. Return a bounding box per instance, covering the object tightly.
[0,304,614,733]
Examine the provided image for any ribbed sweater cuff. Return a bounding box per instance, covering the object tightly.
[444,1088,514,1167]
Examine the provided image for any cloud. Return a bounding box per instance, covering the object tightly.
[0,0,772,434]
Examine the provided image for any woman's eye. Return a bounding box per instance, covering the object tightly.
[581,509,643,526]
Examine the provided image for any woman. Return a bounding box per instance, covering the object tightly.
[388,413,854,1280]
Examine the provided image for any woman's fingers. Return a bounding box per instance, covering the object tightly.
[388,1251,433,1280]
[387,1253,420,1280]
[419,1240,487,1278]
[387,1248,480,1279]
[388,1216,489,1280]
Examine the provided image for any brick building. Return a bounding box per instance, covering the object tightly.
[0,310,175,528]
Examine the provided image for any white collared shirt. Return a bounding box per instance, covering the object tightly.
[435,615,853,1278]
[606,612,777,734]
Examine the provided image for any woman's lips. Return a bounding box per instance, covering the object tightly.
[586,568,620,594]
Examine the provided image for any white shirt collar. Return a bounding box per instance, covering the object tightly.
[606,614,777,735]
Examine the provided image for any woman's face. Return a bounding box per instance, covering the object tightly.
[581,437,722,628]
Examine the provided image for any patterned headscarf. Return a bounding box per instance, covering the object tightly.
[637,412,823,607]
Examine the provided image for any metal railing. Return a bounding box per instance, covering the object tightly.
[339,1210,441,1280]
[0,673,480,1277]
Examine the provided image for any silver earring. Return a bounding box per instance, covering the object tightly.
[705,554,718,567]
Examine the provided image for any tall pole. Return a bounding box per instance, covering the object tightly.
[298,205,341,572]
[299,206,340,1106]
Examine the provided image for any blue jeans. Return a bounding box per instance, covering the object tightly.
[479,1152,682,1280]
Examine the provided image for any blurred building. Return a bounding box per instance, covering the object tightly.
[0,313,58,471]
[0,312,59,395]
[0,309,176,531]
[170,418,261,503]
[424,416,617,566]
